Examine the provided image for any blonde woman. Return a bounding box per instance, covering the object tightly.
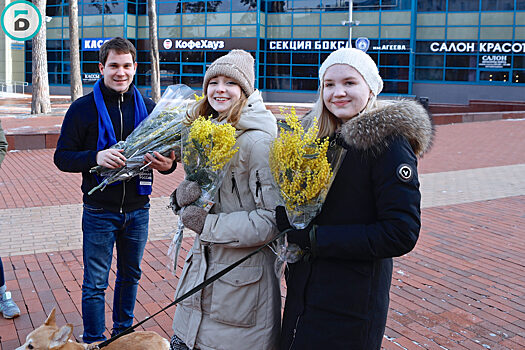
[170,50,281,350]
[276,48,434,349]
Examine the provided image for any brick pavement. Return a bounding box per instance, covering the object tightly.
[0,115,524,348]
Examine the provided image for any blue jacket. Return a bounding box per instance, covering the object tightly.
[280,100,433,350]
[54,81,157,213]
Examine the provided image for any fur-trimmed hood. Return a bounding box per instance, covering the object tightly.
[305,99,433,156]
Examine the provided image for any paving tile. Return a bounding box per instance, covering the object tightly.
[1,100,524,348]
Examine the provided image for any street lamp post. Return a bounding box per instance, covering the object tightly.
[341,0,359,48]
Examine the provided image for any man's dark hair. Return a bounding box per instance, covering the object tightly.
[99,37,136,65]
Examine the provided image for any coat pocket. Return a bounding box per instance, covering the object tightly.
[210,265,263,327]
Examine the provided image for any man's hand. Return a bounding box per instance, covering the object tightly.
[96,149,126,169]
[145,151,175,172]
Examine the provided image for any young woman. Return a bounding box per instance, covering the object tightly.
[276,48,433,349]
[169,50,281,350]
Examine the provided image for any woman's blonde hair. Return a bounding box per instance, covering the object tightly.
[185,90,248,126]
[309,84,378,138]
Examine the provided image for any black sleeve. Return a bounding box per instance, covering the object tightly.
[54,101,98,173]
[314,136,421,261]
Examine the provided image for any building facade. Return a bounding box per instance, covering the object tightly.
[14,0,525,103]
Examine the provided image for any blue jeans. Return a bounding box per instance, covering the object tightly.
[81,203,150,343]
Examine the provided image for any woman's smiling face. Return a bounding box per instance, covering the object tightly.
[207,75,242,114]
[322,64,372,122]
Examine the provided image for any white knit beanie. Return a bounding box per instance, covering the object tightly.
[319,48,383,96]
[202,49,255,97]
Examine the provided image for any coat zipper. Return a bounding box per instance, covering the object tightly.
[289,315,301,350]
[255,170,266,207]
[119,94,125,213]
[231,171,243,208]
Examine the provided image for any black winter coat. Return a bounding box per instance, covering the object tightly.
[54,81,156,213]
[280,100,433,350]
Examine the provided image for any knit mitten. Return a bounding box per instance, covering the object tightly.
[181,206,207,234]
[170,180,202,212]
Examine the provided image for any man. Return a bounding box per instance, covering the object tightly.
[0,121,21,319]
[54,37,176,343]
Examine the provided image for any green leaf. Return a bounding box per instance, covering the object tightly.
[277,121,293,132]
[303,153,319,159]
[285,168,294,182]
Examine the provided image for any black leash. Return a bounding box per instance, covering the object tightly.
[95,230,288,349]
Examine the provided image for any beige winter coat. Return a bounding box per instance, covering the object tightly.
[172,90,281,350]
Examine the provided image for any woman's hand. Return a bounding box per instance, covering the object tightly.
[181,206,207,234]
[275,206,312,250]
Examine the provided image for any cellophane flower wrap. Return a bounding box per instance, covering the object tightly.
[269,107,346,267]
[88,84,196,194]
[167,116,239,273]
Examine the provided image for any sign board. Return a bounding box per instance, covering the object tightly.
[479,55,510,68]
[82,38,111,51]
[82,73,100,83]
[429,41,525,53]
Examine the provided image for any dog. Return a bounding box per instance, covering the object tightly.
[16,308,170,349]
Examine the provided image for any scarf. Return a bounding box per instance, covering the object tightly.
[93,79,148,151]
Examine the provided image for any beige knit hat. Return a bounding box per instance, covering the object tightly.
[319,48,383,96]
[202,49,255,96]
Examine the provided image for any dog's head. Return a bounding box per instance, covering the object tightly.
[16,308,77,350]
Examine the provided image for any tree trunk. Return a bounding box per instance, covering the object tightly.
[31,0,51,114]
[148,0,161,102]
[69,0,83,101]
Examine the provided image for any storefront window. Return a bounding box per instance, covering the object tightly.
[81,1,124,14]
[292,65,317,77]
[182,75,203,88]
[207,0,232,12]
[415,68,443,80]
[266,65,291,76]
[416,54,444,67]
[288,0,321,11]
[291,78,318,90]
[446,69,476,81]
[292,52,318,64]
[417,0,446,12]
[160,51,181,62]
[380,67,409,80]
[182,1,206,13]
[159,2,181,14]
[265,1,287,12]
[448,0,479,11]
[513,56,525,68]
[266,77,291,89]
[159,64,181,74]
[380,54,410,66]
[382,81,408,93]
[266,52,291,64]
[445,55,477,67]
[232,0,257,11]
[480,71,509,82]
[481,0,514,11]
[512,70,525,83]
[182,51,205,63]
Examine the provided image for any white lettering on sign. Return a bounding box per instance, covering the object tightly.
[431,41,525,53]
[480,55,510,68]
[83,39,109,50]
[173,39,225,50]
[269,40,348,51]
[374,44,407,51]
